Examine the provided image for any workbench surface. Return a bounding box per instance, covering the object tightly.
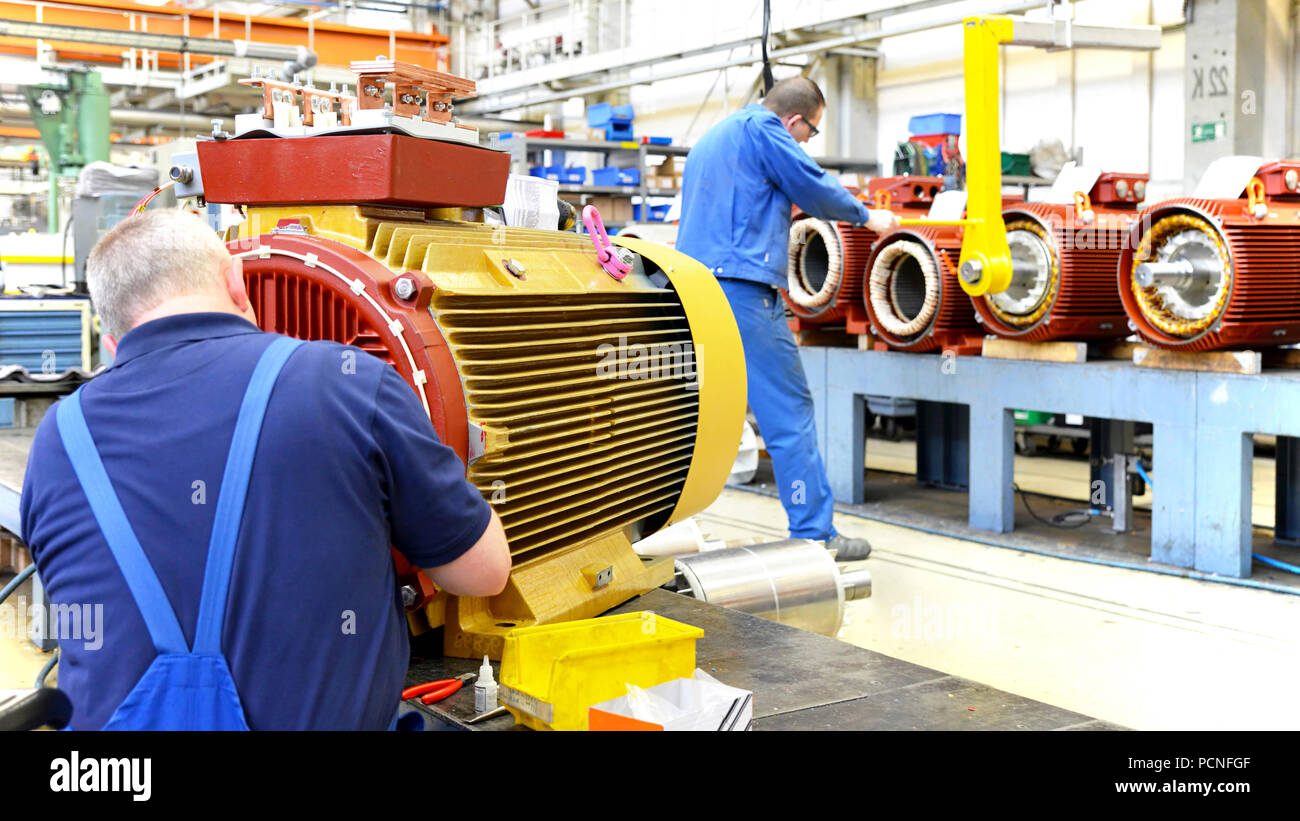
[406,588,1120,731]
[1,422,1114,731]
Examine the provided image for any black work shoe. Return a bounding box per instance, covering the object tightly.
[826,534,871,561]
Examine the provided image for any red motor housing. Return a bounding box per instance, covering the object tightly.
[1117,160,1300,351]
[974,171,1148,342]
[862,222,982,353]
[782,176,942,332]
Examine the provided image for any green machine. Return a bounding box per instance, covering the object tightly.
[21,67,111,233]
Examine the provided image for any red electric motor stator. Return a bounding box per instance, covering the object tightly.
[975,171,1148,342]
[862,220,982,354]
[1118,160,1300,351]
[783,176,943,333]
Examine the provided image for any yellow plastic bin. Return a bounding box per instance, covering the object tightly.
[498,611,704,731]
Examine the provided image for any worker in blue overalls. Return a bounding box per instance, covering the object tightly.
[677,76,898,561]
[20,209,511,730]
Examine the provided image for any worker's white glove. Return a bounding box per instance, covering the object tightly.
[865,208,900,234]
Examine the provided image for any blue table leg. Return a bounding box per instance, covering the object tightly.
[1193,428,1252,577]
[825,386,865,504]
[969,402,1014,532]
[1151,423,1196,567]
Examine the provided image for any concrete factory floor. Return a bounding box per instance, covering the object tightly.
[701,437,1300,731]
[4,439,1299,730]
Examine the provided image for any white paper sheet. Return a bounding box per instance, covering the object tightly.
[928,189,968,221]
[1191,155,1264,199]
[1044,161,1102,204]
[502,174,560,229]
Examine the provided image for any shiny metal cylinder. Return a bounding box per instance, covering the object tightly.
[838,568,873,601]
[1134,259,1204,288]
[674,539,863,636]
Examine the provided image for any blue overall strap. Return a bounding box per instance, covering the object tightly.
[57,389,189,655]
[192,336,303,656]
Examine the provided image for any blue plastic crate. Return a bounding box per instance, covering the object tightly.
[592,166,640,186]
[908,112,961,136]
[587,102,635,127]
[603,121,635,141]
[562,166,587,184]
[632,203,672,222]
[530,164,570,182]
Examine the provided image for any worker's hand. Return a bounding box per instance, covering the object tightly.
[865,208,900,234]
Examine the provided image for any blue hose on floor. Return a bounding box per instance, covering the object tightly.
[1133,459,1155,489]
[1254,553,1300,575]
[1074,460,1297,577]
[0,564,36,605]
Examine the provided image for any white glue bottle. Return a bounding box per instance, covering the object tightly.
[474,655,498,712]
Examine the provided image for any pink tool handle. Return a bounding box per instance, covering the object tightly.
[583,204,631,280]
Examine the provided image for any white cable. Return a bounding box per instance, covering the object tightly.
[868,239,940,337]
[231,247,433,419]
[785,218,842,309]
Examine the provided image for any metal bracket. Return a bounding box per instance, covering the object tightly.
[168,150,204,199]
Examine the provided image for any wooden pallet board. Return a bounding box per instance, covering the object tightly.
[982,337,1088,363]
[1132,345,1263,375]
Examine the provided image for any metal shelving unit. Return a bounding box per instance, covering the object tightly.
[493,134,884,229]
[1002,173,1054,196]
[493,134,686,229]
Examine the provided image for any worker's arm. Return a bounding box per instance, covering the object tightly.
[750,117,894,229]
[421,507,510,597]
[369,365,510,597]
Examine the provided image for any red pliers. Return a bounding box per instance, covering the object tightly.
[402,672,476,705]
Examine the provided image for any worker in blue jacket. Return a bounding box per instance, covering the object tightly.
[677,76,897,560]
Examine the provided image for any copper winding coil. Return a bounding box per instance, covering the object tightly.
[786,218,845,311]
[862,226,981,352]
[783,217,878,326]
[1117,195,1300,351]
[1128,212,1232,339]
[984,217,1060,329]
[867,239,941,337]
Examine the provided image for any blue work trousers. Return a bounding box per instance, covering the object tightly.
[717,278,837,541]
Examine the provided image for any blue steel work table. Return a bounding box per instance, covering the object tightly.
[800,346,1300,580]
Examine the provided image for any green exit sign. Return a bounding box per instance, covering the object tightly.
[1192,121,1226,143]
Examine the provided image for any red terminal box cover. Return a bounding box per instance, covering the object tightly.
[197,133,510,208]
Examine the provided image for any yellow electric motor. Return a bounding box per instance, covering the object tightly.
[190,61,745,658]
[215,204,745,658]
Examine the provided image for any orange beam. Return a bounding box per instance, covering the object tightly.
[0,125,125,141]
[0,0,449,71]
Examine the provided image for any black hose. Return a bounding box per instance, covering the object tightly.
[0,564,36,605]
[35,648,58,688]
[1012,483,1095,529]
[760,0,774,95]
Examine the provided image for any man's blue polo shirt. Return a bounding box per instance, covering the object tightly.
[20,312,493,730]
